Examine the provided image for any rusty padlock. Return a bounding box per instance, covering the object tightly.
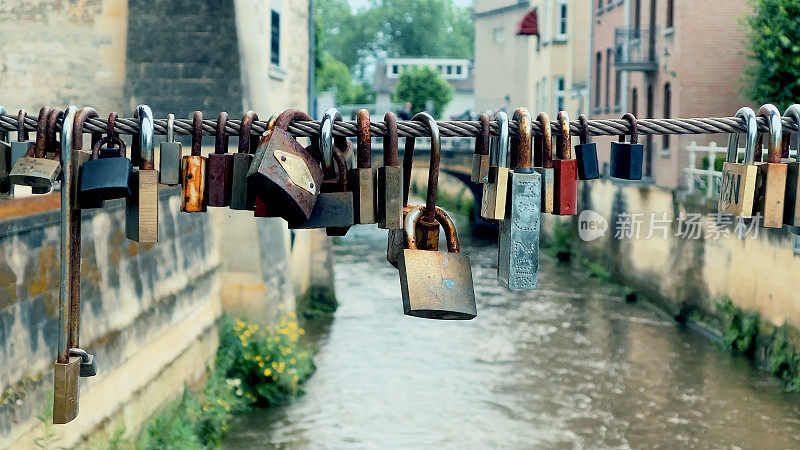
[230,111,260,210]
[752,104,786,228]
[481,111,510,220]
[9,109,36,195]
[399,205,477,320]
[782,104,800,232]
[10,107,61,193]
[387,112,442,268]
[534,112,555,214]
[350,109,377,224]
[254,112,281,217]
[207,112,234,207]
[182,111,208,213]
[126,105,159,243]
[471,113,491,183]
[719,107,758,218]
[553,111,578,215]
[247,109,323,223]
[499,107,541,290]
[377,112,403,229]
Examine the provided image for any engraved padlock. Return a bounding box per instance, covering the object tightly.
[719,107,759,218]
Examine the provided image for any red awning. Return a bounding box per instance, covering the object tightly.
[516,9,539,36]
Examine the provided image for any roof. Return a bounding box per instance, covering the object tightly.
[516,8,539,36]
[373,59,475,94]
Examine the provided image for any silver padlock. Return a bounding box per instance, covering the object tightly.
[159,113,182,185]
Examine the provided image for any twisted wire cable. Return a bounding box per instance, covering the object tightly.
[0,112,797,139]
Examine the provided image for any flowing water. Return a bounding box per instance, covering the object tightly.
[226,223,800,449]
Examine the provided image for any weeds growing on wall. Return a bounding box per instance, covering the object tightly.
[768,326,800,391]
[542,220,573,261]
[718,298,760,358]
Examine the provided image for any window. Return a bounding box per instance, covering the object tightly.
[605,49,612,109]
[446,65,453,75]
[556,0,568,39]
[662,83,672,153]
[634,0,641,29]
[493,26,505,43]
[595,52,602,108]
[392,65,399,75]
[456,65,463,75]
[555,77,566,114]
[631,88,638,117]
[598,0,603,9]
[614,69,621,107]
[666,0,674,28]
[270,9,280,66]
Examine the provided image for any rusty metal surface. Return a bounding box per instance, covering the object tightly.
[512,108,532,169]
[207,112,234,207]
[535,112,553,169]
[553,111,577,216]
[16,109,28,142]
[182,155,207,213]
[351,110,375,224]
[57,106,78,364]
[383,112,398,167]
[620,113,639,144]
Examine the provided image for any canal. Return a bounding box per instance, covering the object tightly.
[225,220,800,448]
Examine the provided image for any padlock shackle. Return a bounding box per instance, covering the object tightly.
[619,113,638,144]
[329,146,349,191]
[474,113,491,157]
[238,111,259,155]
[72,107,99,151]
[90,136,126,161]
[727,107,757,165]
[404,205,460,253]
[57,106,78,363]
[511,108,532,169]
[166,113,175,142]
[31,107,51,158]
[191,111,203,157]
[214,111,229,155]
[46,108,64,161]
[755,104,782,164]
[490,111,510,168]
[556,111,572,160]
[134,105,155,169]
[383,112,399,166]
[319,108,345,172]
[68,348,90,364]
[356,109,372,169]
[414,112,441,224]
[17,109,28,142]
[0,106,6,143]
[784,104,800,157]
[534,112,553,168]
[578,114,590,145]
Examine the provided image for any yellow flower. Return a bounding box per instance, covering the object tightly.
[299,329,305,335]
[290,358,296,364]
[259,362,265,368]
[255,355,262,361]
[272,361,279,370]
[293,374,299,383]
[289,312,297,319]
[263,368,272,377]
[278,362,285,373]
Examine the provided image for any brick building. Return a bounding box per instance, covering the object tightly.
[591,0,753,188]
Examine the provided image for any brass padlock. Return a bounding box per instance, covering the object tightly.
[377,112,403,229]
[783,104,800,232]
[0,106,12,194]
[471,113,491,183]
[752,104,786,228]
[9,109,36,195]
[534,112,555,214]
[182,111,208,213]
[207,112,234,207]
[10,107,61,193]
[230,111,259,210]
[387,112,443,267]
[399,205,477,320]
[126,105,159,243]
[350,109,377,224]
[499,108,541,290]
[481,111,510,220]
[247,109,323,223]
[159,114,182,186]
[719,107,758,218]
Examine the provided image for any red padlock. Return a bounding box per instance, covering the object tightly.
[552,111,577,216]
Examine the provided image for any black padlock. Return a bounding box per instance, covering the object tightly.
[610,113,644,180]
[574,114,600,180]
[79,134,132,208]
[69,348,97,377]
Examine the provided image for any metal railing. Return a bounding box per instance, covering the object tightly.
[614,27,658,72]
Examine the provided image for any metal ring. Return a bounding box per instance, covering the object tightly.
[167,113,175,142]
[320,108,343,171]
[493,111,509,167]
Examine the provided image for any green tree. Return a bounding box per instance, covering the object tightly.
[316,53,374,104]
[746,0,800,110]
[393,65,454,118]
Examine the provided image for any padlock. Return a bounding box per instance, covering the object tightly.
[53,355,81,424]
[10,107,61,193]
[752,104,787,228]
[9,110,37,193]
[553,110,578,216]
[574,114,599,180]
[290,108,354,233]
[533,112,555,214]
[247,109,323,223]
[80,134,132,208]
[387,112,443,267]
[350,109,377,224]
[253,112,280,217]
[499,107,541,290]
[126,105,159,243]
[610,113,644,180]
[399,205,477,320]
[207,111,234,207]
[481,111,510,220]
[782,104,800,232]
[182,111,208,213]
[719,107,758,217]
[100,113,125,158]
[377,112,403,229]
[230,111,259,210]
[471,113,491,183]
[159,113,182,185]
[69,348,97,377]
[0,106,12,194]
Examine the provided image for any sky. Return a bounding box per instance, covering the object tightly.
[347,0,473,11]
